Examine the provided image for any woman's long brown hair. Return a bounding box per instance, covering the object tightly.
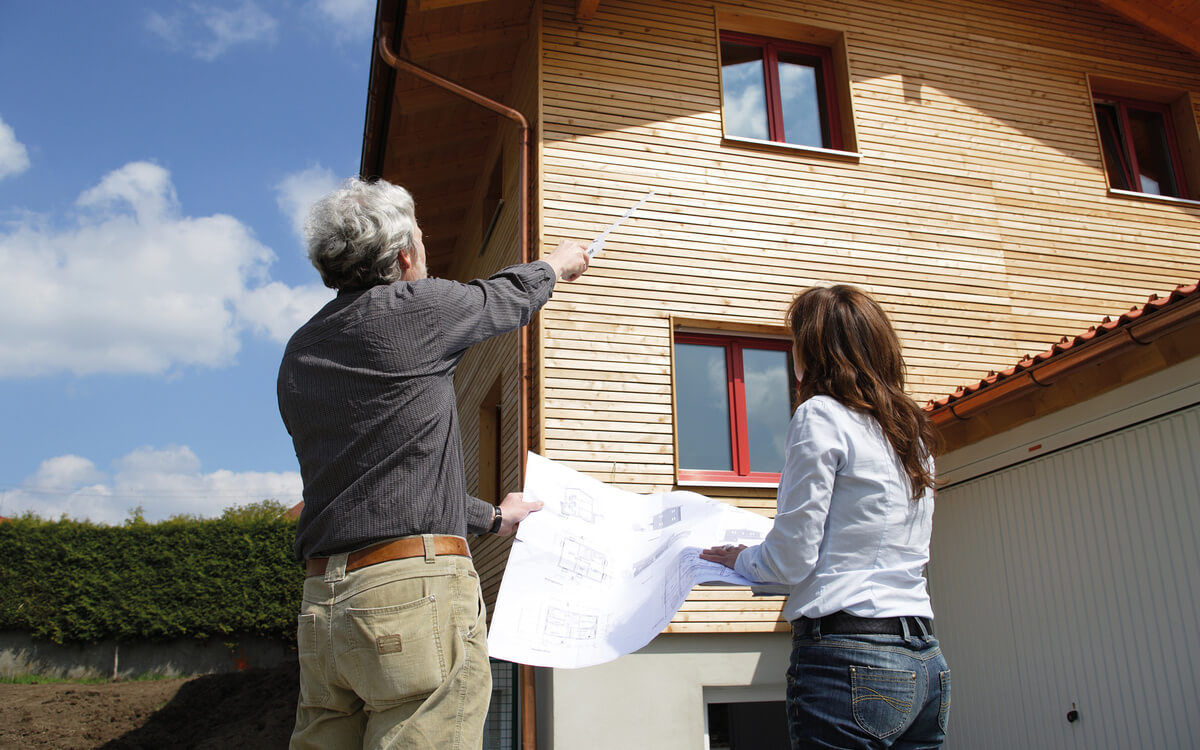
[788,285,938,499]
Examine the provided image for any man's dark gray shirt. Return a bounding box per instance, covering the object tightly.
[278,261,556,560]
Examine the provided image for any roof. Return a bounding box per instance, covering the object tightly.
[927,279,1200,421]
[1091,0,1200,57]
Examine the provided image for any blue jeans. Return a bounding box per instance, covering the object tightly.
[787,622,950,749]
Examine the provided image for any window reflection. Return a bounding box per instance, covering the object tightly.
[675,343,733,471]
[742,348,791,473]
[1094,103,1133,191]
[777,53,824,147]
[1127,108,1179,197]
[721,41,769,141]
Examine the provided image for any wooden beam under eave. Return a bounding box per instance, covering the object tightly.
[412,0,489,10]
[405,21,529,59]
[1091,0,1200,58]
[576,0,601,21]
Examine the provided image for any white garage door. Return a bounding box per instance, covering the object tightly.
[929,403,1200,750]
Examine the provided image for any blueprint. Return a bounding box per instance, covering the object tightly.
[487,452,773,669]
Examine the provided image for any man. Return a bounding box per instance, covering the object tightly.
[278,177,590,749]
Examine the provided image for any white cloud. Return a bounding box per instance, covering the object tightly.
[275,165,340,245]
[0,160,330,377]
[310,0,374,40]
[147,1,279,61]
[0,447,302,525]
[0,116,31,180]
[239,280,333,341]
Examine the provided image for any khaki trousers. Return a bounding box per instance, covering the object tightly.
[290,537,491,750]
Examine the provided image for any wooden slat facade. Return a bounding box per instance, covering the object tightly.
[533,0,1200,632]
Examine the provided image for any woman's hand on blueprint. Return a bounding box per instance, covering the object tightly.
[698,543,746,569]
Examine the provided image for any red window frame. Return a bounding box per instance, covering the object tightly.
[719,31,843,150]
[1093,95,1188,199]
[674,332,796,484]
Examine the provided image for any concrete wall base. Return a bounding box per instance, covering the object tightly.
[0,630,296,680]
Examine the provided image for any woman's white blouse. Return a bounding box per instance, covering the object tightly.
[733,395,935,621]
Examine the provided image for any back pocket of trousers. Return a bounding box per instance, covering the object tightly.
[850,665,916,740]
[344,595,447,707]
[296,613,329,707]
[938,669,951,732]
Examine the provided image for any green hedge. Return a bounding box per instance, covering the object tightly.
[0,502,305,644]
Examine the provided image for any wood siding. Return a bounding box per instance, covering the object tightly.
[534,0,1200,632]
[450,27,541,616]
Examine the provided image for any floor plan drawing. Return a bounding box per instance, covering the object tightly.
[558,537,608,583]
[544,605,601,641]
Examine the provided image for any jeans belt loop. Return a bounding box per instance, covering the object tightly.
[323,552,349,583]
[422,534,436,564]
[915,616,931,639]
[812,616,822,641]
[900,615,912,640]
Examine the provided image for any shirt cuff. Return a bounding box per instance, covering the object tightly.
[466,496,497,536]
[734,543,781,584]
[530,259,557,289]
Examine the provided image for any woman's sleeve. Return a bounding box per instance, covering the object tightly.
[433,261,557,358]
[734,401,847,585]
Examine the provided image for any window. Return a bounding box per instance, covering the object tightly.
[706,700,790,749]
[1094,95,1188,198]
[673,333,796,484]
[719,31,842,150]
[480,159,504,255]
[484,659,518,749]
[477,378,503,504]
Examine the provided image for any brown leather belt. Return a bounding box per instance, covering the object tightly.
[306,535,471,578]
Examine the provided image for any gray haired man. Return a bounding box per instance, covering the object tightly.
[278,177,589,749]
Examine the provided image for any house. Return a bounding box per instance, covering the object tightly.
[359,0,1200,747]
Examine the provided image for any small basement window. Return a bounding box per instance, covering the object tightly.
[706,700,790,749]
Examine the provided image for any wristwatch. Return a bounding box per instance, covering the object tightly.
[489,505,503,534]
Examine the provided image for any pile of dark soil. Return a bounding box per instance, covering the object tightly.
[0,661,299,750]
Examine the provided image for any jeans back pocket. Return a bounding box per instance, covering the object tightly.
[850,665,917,740]
[938,669,951,733]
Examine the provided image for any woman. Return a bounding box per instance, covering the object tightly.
[700,285,949,750]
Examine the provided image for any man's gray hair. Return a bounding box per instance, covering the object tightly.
[305,177,416,290]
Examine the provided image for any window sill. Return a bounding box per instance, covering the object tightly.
[722,135,861,162]
[677,478,780,490]
[1107,188,1200,208]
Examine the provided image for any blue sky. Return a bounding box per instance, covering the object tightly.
[0,1,377,523]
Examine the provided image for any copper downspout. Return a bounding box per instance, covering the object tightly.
[378,27,539,750]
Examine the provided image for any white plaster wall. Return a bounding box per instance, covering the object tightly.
[537,632,791,750]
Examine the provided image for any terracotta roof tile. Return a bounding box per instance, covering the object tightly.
[926,279,1200,411]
